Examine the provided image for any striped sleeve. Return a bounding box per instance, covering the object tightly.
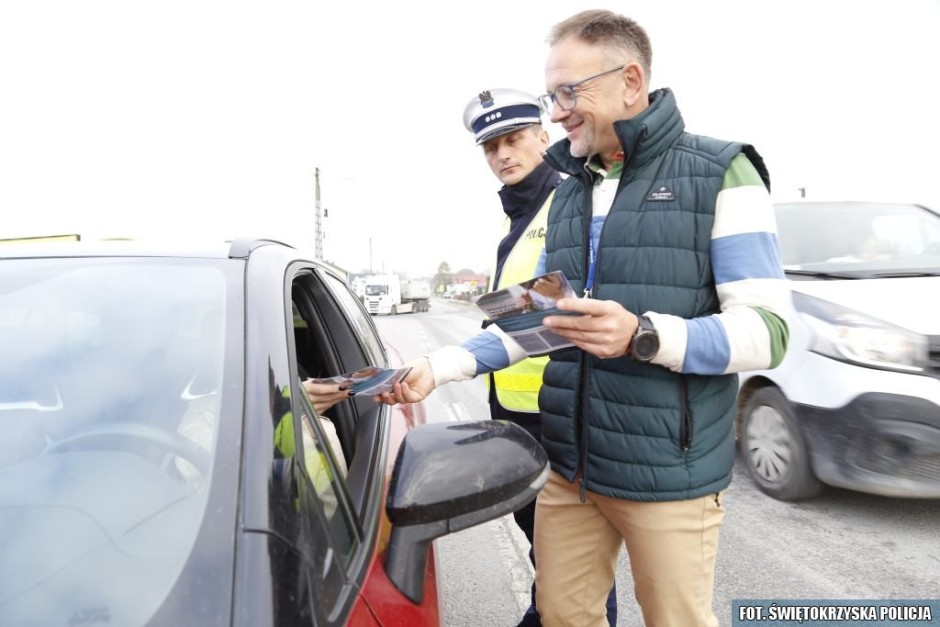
[427,245,546,387]
[650,153,790,375]
[425,326,528,387]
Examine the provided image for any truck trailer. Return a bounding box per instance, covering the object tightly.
[363,274,432,315]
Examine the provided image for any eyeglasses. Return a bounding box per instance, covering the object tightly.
[539,65,625,112]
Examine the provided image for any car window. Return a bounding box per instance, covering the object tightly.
[274,269,372,623]
[299,396,358,524]
[291,269,391,520]
[295,386,360,613]
[322,272,386,366]
[267,375,355,626]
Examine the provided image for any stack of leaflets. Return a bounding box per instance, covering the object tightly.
[475,270,580,357]
[307,365,412,396]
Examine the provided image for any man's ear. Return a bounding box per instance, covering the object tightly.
[623,62,646,108]
[537,126,550,149]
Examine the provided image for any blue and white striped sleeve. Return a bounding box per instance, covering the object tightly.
[649,153,790,375]
[426,248,547,386]
[426,326,529,387]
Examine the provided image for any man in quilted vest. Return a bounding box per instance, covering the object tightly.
[385,10,789,626]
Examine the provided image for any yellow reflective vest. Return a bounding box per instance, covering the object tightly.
[487,191,554,413]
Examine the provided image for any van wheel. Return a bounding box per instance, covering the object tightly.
[740,387,823,501]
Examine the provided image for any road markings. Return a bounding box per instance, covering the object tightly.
[490,515,535,614]
[444,402,471,422]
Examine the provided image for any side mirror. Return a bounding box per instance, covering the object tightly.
[384,420,549,604]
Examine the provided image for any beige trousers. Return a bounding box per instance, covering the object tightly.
[534,470,724,627]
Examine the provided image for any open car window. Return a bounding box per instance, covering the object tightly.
[286,267,388,522]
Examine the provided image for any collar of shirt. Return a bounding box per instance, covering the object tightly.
[585,152,624,221]
[584,150,625,185]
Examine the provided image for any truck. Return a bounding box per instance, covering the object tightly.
[363,274,432,315]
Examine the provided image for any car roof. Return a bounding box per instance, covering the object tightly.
[0,237,354,284]
[0,237,293,261]
[774,200,937,213]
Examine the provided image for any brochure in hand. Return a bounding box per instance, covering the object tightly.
[474,270,580,357]
[307,365,413,396]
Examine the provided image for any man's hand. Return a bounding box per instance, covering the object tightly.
[378,356,436,405]
[543,298,639,359]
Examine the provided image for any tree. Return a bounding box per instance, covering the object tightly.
[433,261,453,294]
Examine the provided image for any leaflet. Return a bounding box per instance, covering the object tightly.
[474,270,580,357]
[307,365,413,396]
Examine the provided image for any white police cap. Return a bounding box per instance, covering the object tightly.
[462,88,543,146]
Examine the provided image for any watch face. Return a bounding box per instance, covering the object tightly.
[633,333,659,360]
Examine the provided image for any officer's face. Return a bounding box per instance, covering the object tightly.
[482,126,549,186]
[545,36,643,166]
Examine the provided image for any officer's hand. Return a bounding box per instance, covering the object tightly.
[543,298,640,359]
[377,357,436,405]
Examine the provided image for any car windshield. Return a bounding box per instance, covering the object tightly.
[0,256,232,624]
[775,202,940,277]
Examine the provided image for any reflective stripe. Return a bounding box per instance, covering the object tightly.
[493,354,548,412]
[488,192,554,412]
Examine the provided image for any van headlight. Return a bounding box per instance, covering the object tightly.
[793,292,929,373]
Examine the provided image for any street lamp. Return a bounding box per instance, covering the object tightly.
[314,167,324,260]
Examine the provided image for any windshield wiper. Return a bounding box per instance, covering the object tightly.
[868,271,940,278]
[784,269,863,280]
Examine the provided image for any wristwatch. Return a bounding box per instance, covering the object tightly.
[629,315,659,362]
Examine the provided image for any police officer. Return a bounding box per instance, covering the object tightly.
[463,88,618,627]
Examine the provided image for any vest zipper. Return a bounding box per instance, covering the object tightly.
[574,142,644,498]
[679,377,692,451]
[577,349,591,503]
[577,172,594,501]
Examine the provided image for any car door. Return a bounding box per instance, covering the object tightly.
[286,265,440,626]
[235,250,438,626]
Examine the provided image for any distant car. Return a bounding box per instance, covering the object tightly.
[737,201,940,501]
[0,238,548,626]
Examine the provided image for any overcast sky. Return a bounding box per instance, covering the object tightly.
[2,1,938,277]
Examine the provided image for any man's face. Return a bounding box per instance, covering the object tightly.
[544,36,633,162]
[482,126,549,186]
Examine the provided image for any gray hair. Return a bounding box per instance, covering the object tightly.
[548,10,653,81]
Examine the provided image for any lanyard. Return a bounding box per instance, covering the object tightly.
[584,156,619,299]
[584,231,597,298]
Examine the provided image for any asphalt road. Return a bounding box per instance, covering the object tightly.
[375,298,940,627]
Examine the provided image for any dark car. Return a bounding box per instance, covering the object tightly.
[0,238,548,625]
[737,202,940,501]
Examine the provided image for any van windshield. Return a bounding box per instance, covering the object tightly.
[776,202,940,276]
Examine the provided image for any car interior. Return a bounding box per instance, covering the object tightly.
[288,269,389,519]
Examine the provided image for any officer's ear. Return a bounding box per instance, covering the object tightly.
[535,125,550,150]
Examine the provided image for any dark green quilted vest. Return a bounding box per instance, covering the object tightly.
[540,88,769,501]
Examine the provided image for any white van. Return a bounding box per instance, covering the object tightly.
[737,201,940,501]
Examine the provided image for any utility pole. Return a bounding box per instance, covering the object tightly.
[314,167,324,260]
